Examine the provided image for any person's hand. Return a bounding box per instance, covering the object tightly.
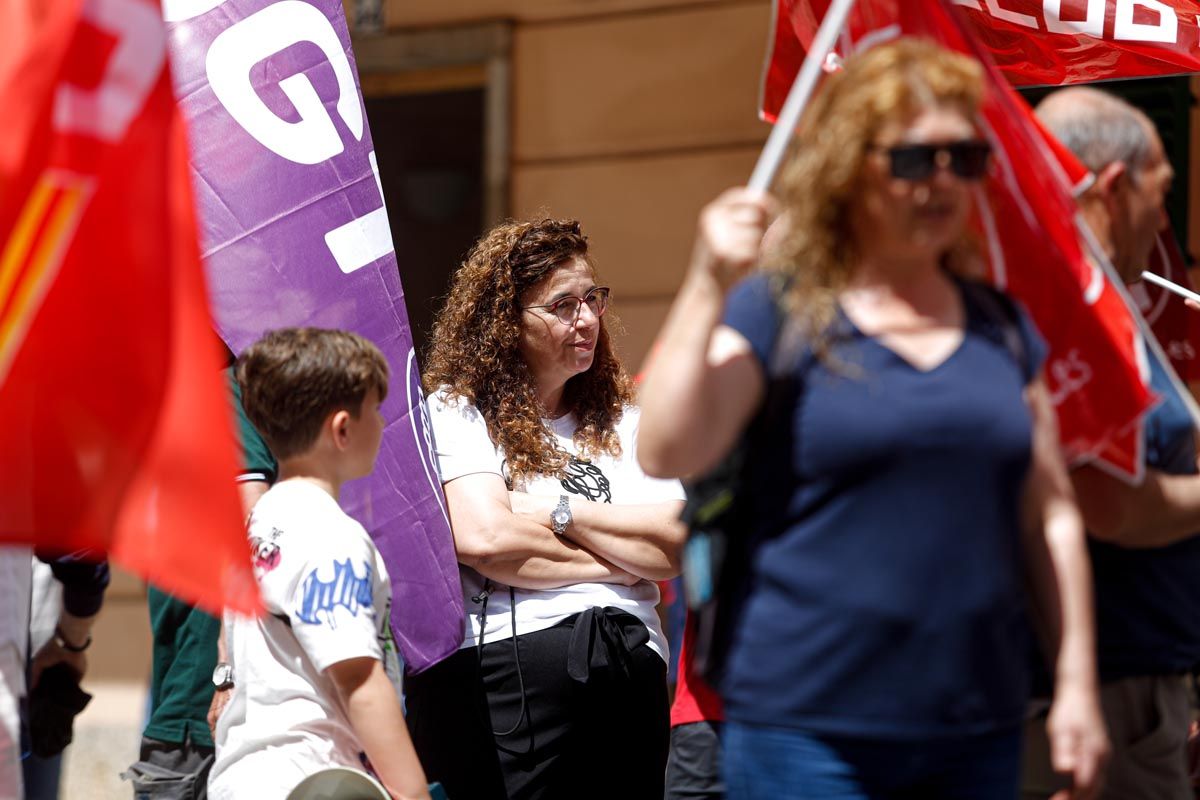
[207,686,232,740]
[34,611,97,690]
[1046,683,1110,800]
[29,638,87,691]
[689,188,776,291]
[1185,298,1200,313]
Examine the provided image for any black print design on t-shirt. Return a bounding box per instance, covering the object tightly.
[561,458,611,504]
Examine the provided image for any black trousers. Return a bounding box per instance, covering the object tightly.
[406,608,670,800]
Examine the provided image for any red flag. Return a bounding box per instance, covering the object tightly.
[761,0,1157,479]
[0,0,258,615]
[763,0,1200,95]
[761,0,900,123]
[952,0,1200,86]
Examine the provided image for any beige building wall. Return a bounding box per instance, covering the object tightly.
[381,0,773,369]
[371,1,1200,358]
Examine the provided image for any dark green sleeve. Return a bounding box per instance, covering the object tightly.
[226,365,277,482]
[144,585,220,747]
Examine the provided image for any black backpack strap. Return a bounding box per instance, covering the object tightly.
[961,279,1029,380]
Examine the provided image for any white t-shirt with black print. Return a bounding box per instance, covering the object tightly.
[427,389,686,662]
[209,480,400,800]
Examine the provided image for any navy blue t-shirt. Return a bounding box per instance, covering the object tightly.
[719,273,1047,737]
[1089,354,1200,680]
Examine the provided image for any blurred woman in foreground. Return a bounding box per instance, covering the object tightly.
[638,39,1108,800]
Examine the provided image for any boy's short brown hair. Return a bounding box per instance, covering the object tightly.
[236,328,389,461]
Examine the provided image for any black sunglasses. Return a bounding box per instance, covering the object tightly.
[873,140,992,181]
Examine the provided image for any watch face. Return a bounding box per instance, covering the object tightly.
[552,509,570,525]
[213,664,233,686]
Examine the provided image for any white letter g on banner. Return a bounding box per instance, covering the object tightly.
[205,0,364,165]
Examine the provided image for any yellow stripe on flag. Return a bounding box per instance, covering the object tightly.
[0,171,92,380]
[0,177,58,307]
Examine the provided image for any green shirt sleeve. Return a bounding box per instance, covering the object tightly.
[227,365,277,482]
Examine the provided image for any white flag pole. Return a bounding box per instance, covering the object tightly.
[748,0,859,192]
[1141,270,1200,306]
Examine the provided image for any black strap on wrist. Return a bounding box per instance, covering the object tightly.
[55,626,91,653]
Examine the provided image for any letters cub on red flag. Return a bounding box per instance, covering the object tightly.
[951,0,1200,85]
[764,0,1200,99]
[0,0,258,615]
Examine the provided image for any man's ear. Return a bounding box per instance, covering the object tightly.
[1093,161,1127,199]
[329,409,352,451]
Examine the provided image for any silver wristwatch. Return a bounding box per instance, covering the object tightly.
[551,494,572,535]
[212,662,234,690]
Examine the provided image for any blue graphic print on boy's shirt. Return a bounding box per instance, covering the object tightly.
[297,559,374,628]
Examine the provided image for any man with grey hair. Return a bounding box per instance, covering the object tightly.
[1022,86,1198,799]
[1038,87,1173,283]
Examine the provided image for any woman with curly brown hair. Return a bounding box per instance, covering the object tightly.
[404,218,686,800]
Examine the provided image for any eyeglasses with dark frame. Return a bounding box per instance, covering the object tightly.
[522,287,611,325]
[869,139,992,182]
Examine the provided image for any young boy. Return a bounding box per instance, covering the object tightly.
[208,328,431,800]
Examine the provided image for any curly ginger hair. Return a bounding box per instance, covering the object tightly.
[422,218,634,483]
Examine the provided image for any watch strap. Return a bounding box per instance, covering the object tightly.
[55,626,91,653]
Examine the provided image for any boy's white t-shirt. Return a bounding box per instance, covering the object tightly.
[427,390,685,662]
[209,480,400,800]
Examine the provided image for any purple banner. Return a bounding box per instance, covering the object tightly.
[163,0,463,672]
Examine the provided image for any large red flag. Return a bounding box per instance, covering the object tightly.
[0,0,258,615]
[763,0,1200,96]
[760,0,1157,480]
